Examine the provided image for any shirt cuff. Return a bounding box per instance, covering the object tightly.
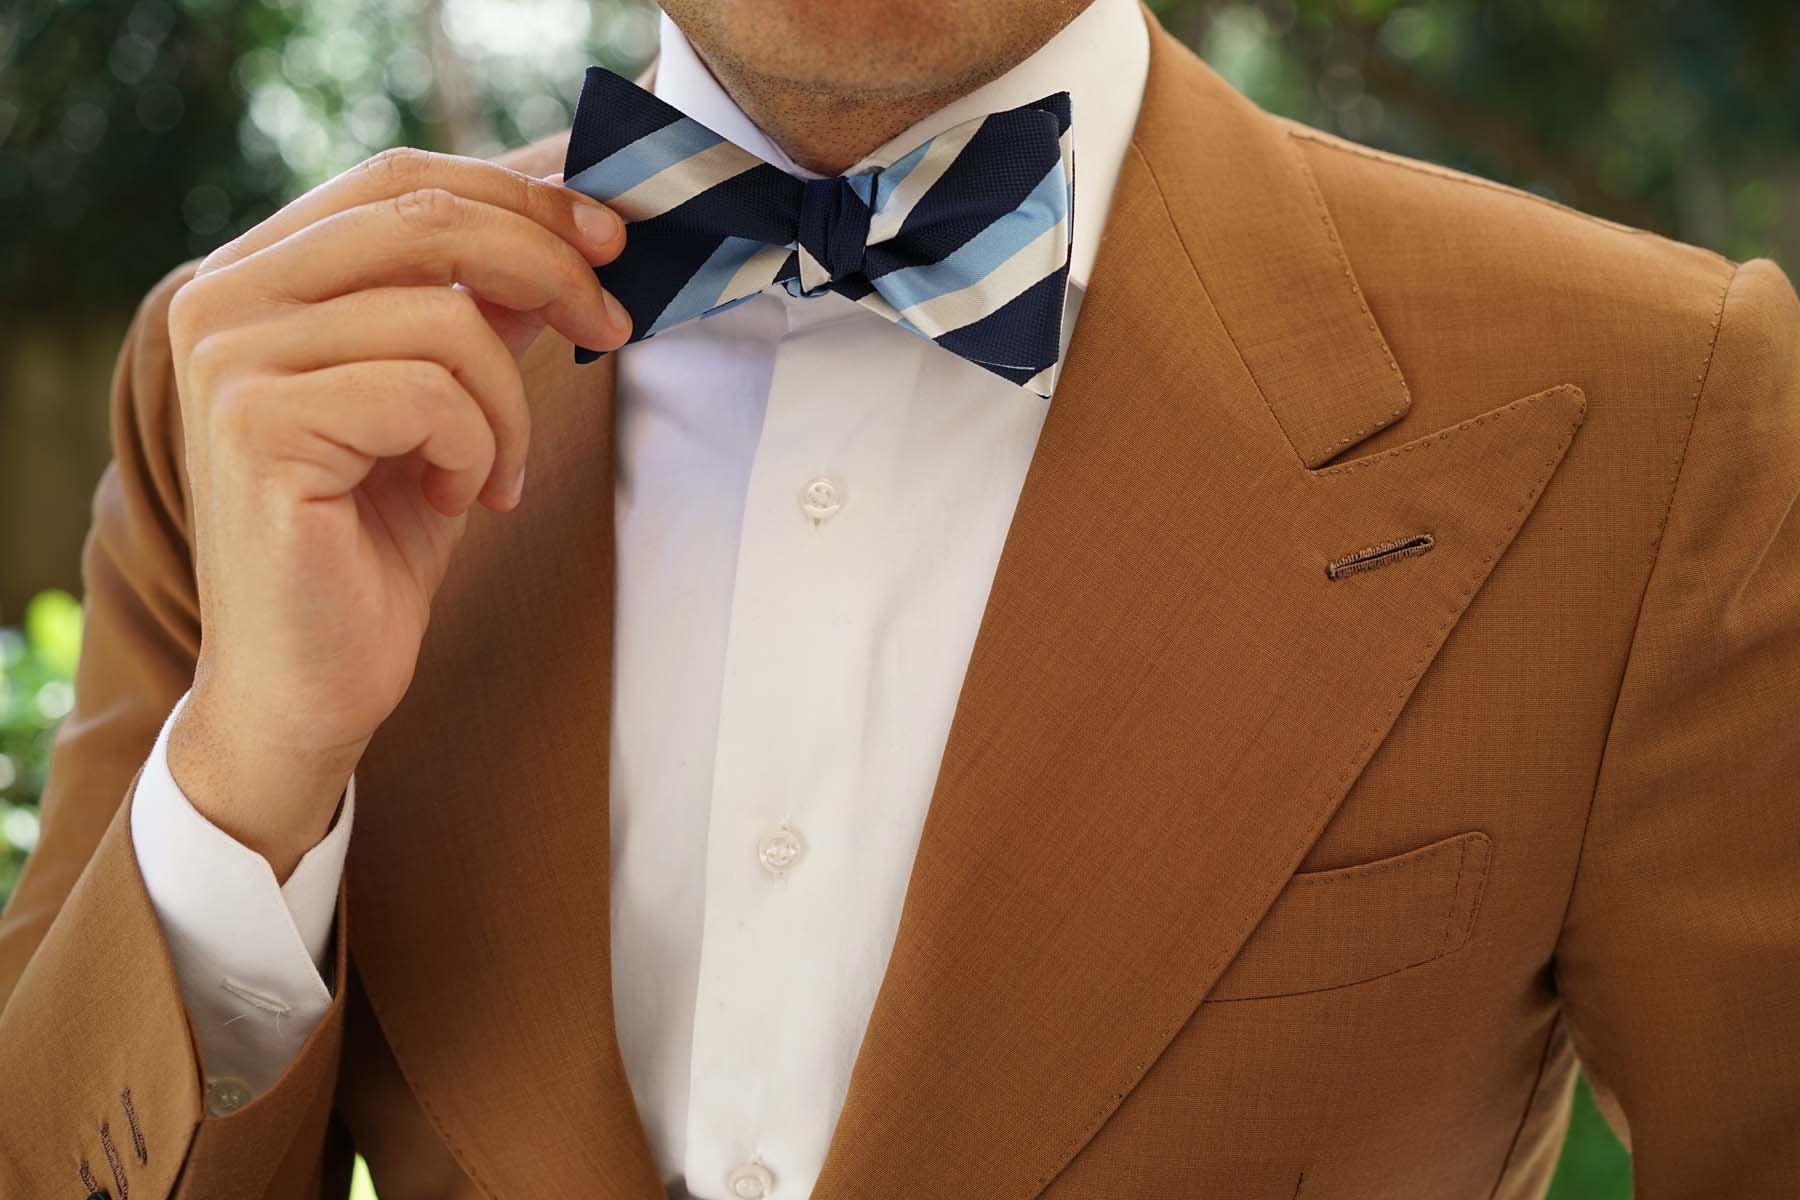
[129,688,355,1102]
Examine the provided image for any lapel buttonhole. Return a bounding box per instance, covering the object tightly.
[1326,531,1435,580]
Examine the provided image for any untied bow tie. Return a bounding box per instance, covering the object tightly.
[560,67,1076,398]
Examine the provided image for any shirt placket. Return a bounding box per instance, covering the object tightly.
[682,297,916,1200]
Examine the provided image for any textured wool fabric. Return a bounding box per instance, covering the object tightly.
[2,3,1797,1197]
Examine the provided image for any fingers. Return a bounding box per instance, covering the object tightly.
[189,286,531,510]
[199,147,624,277]
[170,150,634,361]
[215,359,498,518]
[205,188,632,353]
[165,151,632,529]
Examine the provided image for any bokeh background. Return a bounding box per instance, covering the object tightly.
[3,1,1797,1195]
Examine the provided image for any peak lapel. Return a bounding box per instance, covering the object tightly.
[812,13,1584,1200]
[348,335,663,1198]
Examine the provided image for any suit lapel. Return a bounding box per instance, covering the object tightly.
[345,13,1584,1198]
[810,12,1584,1199]
[348,334,663,1197]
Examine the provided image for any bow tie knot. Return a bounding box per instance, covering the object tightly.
[793,175,873,296]
[562,66,1075,397]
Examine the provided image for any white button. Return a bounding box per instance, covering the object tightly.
[205,1076,252,1116]
[727,1159,776,1198]
[800,474,843,521]
[756,822,805,878]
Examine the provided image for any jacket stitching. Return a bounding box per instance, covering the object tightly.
[1284,831,1486,890]
[1126,138,1306,472]
[119,1088,146,1165]
[1326,532,1434,579]
[1440,838,1471,957]
[1203,928,1481,1004]
[352,971,504,1200]
[1282,128,1411,462]
[1285,123,1736,271]
[99,1121,127,1200]
[1550,259,1740,955]
[1041,385,1576,1186]
[1308,386,1583,481]
[1206,834,1491,1003]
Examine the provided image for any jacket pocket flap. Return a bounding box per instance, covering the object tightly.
[1204,830,1492,1003]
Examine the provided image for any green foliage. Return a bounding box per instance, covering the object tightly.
[1548,1075,1633,1199]
[349,1154,379,1200]
[0,590,82,906]
[2,0,1793,324]
[1152,0,1798,266]
[9,2,1766,1190]
[0,0,658,316]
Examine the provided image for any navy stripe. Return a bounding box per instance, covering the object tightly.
[563,67,687,178]
[828,274,876,302]
[623,160,801,247]
[583,162,803,352]
[563,67,1074,392]
[932,264,1068,370]
[1027,92,1073,137]
[967,360,1042,387]
[593,229,731,346]
[873,107,1065,276]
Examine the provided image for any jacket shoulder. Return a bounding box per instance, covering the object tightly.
[1273,116,1762,443]
[1280,117,1740,334]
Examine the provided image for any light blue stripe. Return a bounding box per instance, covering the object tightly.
[863,134,935,216]
[564,117,723,202]
[870,155,1067,314]
[647,235,776,336]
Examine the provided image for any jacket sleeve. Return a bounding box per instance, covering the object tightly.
[1553,256,1800,1196]
[0,259,350,1199]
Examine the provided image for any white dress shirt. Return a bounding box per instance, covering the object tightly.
[129,1,1148,1195]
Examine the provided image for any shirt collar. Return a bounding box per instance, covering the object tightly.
[650,0,1149,293]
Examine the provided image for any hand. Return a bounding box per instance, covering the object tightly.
[162,147,630,878]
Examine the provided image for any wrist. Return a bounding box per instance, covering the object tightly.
[168,686,365,881]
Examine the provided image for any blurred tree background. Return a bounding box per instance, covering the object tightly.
[4,0,1797,1195]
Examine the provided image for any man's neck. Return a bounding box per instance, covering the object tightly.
[669,10,1090,177]
[675,52,1002,176]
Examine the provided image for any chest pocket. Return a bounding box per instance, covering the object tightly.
[1203,830,1492,1003]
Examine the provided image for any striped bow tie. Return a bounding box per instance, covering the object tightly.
[559,66,1076,398]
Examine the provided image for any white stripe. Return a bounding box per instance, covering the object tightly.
[852,290,904,324]
[889,217,1069,339]
[718,241,796,307]
[1021,362,1057,398]
[1059,126,1074,212]
[797,244,831,293]
[866,119,985,246]
[608,140,763,223]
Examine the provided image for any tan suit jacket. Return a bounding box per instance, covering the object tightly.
[3,7,1798,1197]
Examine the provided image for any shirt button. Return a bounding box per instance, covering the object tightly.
[205,1076,253,1116]
[756,822,806,878]
[800,474,843,522]
[727,1159,776,1198]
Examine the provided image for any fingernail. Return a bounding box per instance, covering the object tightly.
[573,201,622,251]
[602,289,632,340]
[510,465,526,504]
